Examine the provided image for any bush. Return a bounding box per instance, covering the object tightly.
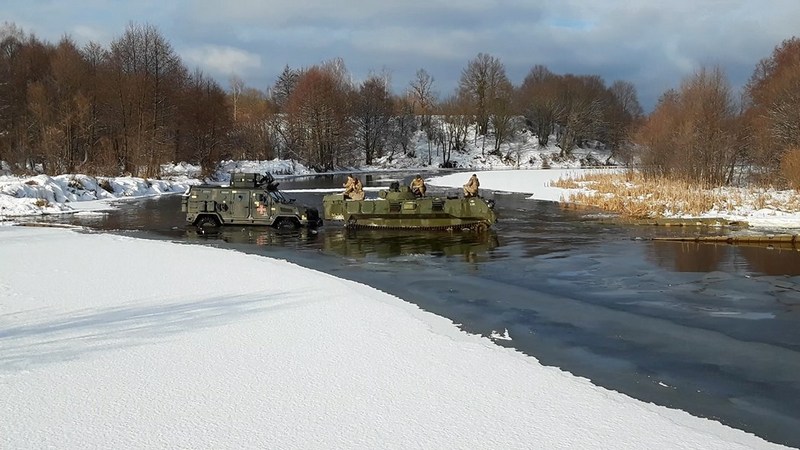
[780,147,800,189]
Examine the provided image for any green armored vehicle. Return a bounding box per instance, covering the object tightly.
[322,182,496,231]
[182,172,322,229]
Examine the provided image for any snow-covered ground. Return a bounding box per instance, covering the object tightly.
[0,225,789,449]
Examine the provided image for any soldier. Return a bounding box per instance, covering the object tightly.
[343,174,357,199]
[463,173,480,198]
[350,176,365,200]
[410,174,426,197]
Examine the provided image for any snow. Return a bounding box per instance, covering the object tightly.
[0,225,789,449]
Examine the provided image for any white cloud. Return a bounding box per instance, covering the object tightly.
[182,45,262,76]
[3,0,800,110]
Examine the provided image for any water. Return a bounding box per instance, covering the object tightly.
[40,172,800,447]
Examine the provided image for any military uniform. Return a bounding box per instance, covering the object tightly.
[343,175,357,198]
[350,178,365,200]
[463,174,480,197]
[410,176,426,197]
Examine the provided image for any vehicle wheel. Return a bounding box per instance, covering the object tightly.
[275,218,299,230]
[196,216,220,228]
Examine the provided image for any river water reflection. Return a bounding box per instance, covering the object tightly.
[40,171,800,448]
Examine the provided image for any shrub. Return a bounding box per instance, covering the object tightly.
[780,147,800,189]
[25,180,38,186]
[34,199,49,207]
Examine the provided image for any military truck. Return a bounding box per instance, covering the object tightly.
[182,172,322,229]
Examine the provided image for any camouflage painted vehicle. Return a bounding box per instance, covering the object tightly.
[182,172,322,229]
[322,182,496,231]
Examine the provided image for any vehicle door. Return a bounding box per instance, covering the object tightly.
[253,191,273,224]
[227,190,251,221]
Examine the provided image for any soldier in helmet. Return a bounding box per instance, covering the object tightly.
[410,174,426,197]
[463,173,480,198]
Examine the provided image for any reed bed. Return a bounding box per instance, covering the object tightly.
[552,171,800,218]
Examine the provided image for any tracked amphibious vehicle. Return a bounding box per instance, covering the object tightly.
[322,182,496,231]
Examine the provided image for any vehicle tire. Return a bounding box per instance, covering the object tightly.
[274,217,299,230]
[195,215,220,229]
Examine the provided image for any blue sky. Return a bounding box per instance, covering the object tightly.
[3,0,799,111]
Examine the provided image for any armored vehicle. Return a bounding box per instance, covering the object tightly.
[182,172,322,229]
[322,182,496,231]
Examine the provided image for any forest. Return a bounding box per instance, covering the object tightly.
[0,22,798,188]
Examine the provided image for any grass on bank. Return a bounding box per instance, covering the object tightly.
[552,171,800,219]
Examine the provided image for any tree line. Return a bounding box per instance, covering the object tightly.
[1,22,798,188]
[637,38,800,187]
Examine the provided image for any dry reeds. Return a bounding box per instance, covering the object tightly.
[552,171,800,218]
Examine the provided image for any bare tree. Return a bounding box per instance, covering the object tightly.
[517,65,559,147]
[389,93,416,159]
[553,75,609,157]
[229,74,244,122]
[636,66,741,185]
[745,37,800,176]
[438,94,471,166]
[605,80,644,164]
[284,63,353,170]
[176,69,232,178]
[352,75,392,165]
[107,22,187,176]
[231,87,276,160]
[409,68,437,129]
[488,77,515,155]
[458,53,510,136]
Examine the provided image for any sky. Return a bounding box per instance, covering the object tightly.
[3,1,800,111]
[0,224,791,449]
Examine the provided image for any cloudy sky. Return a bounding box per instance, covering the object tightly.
[3,0,799,111]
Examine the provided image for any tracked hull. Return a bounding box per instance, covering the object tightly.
[323,187,496,231]
[342,215,492,231]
